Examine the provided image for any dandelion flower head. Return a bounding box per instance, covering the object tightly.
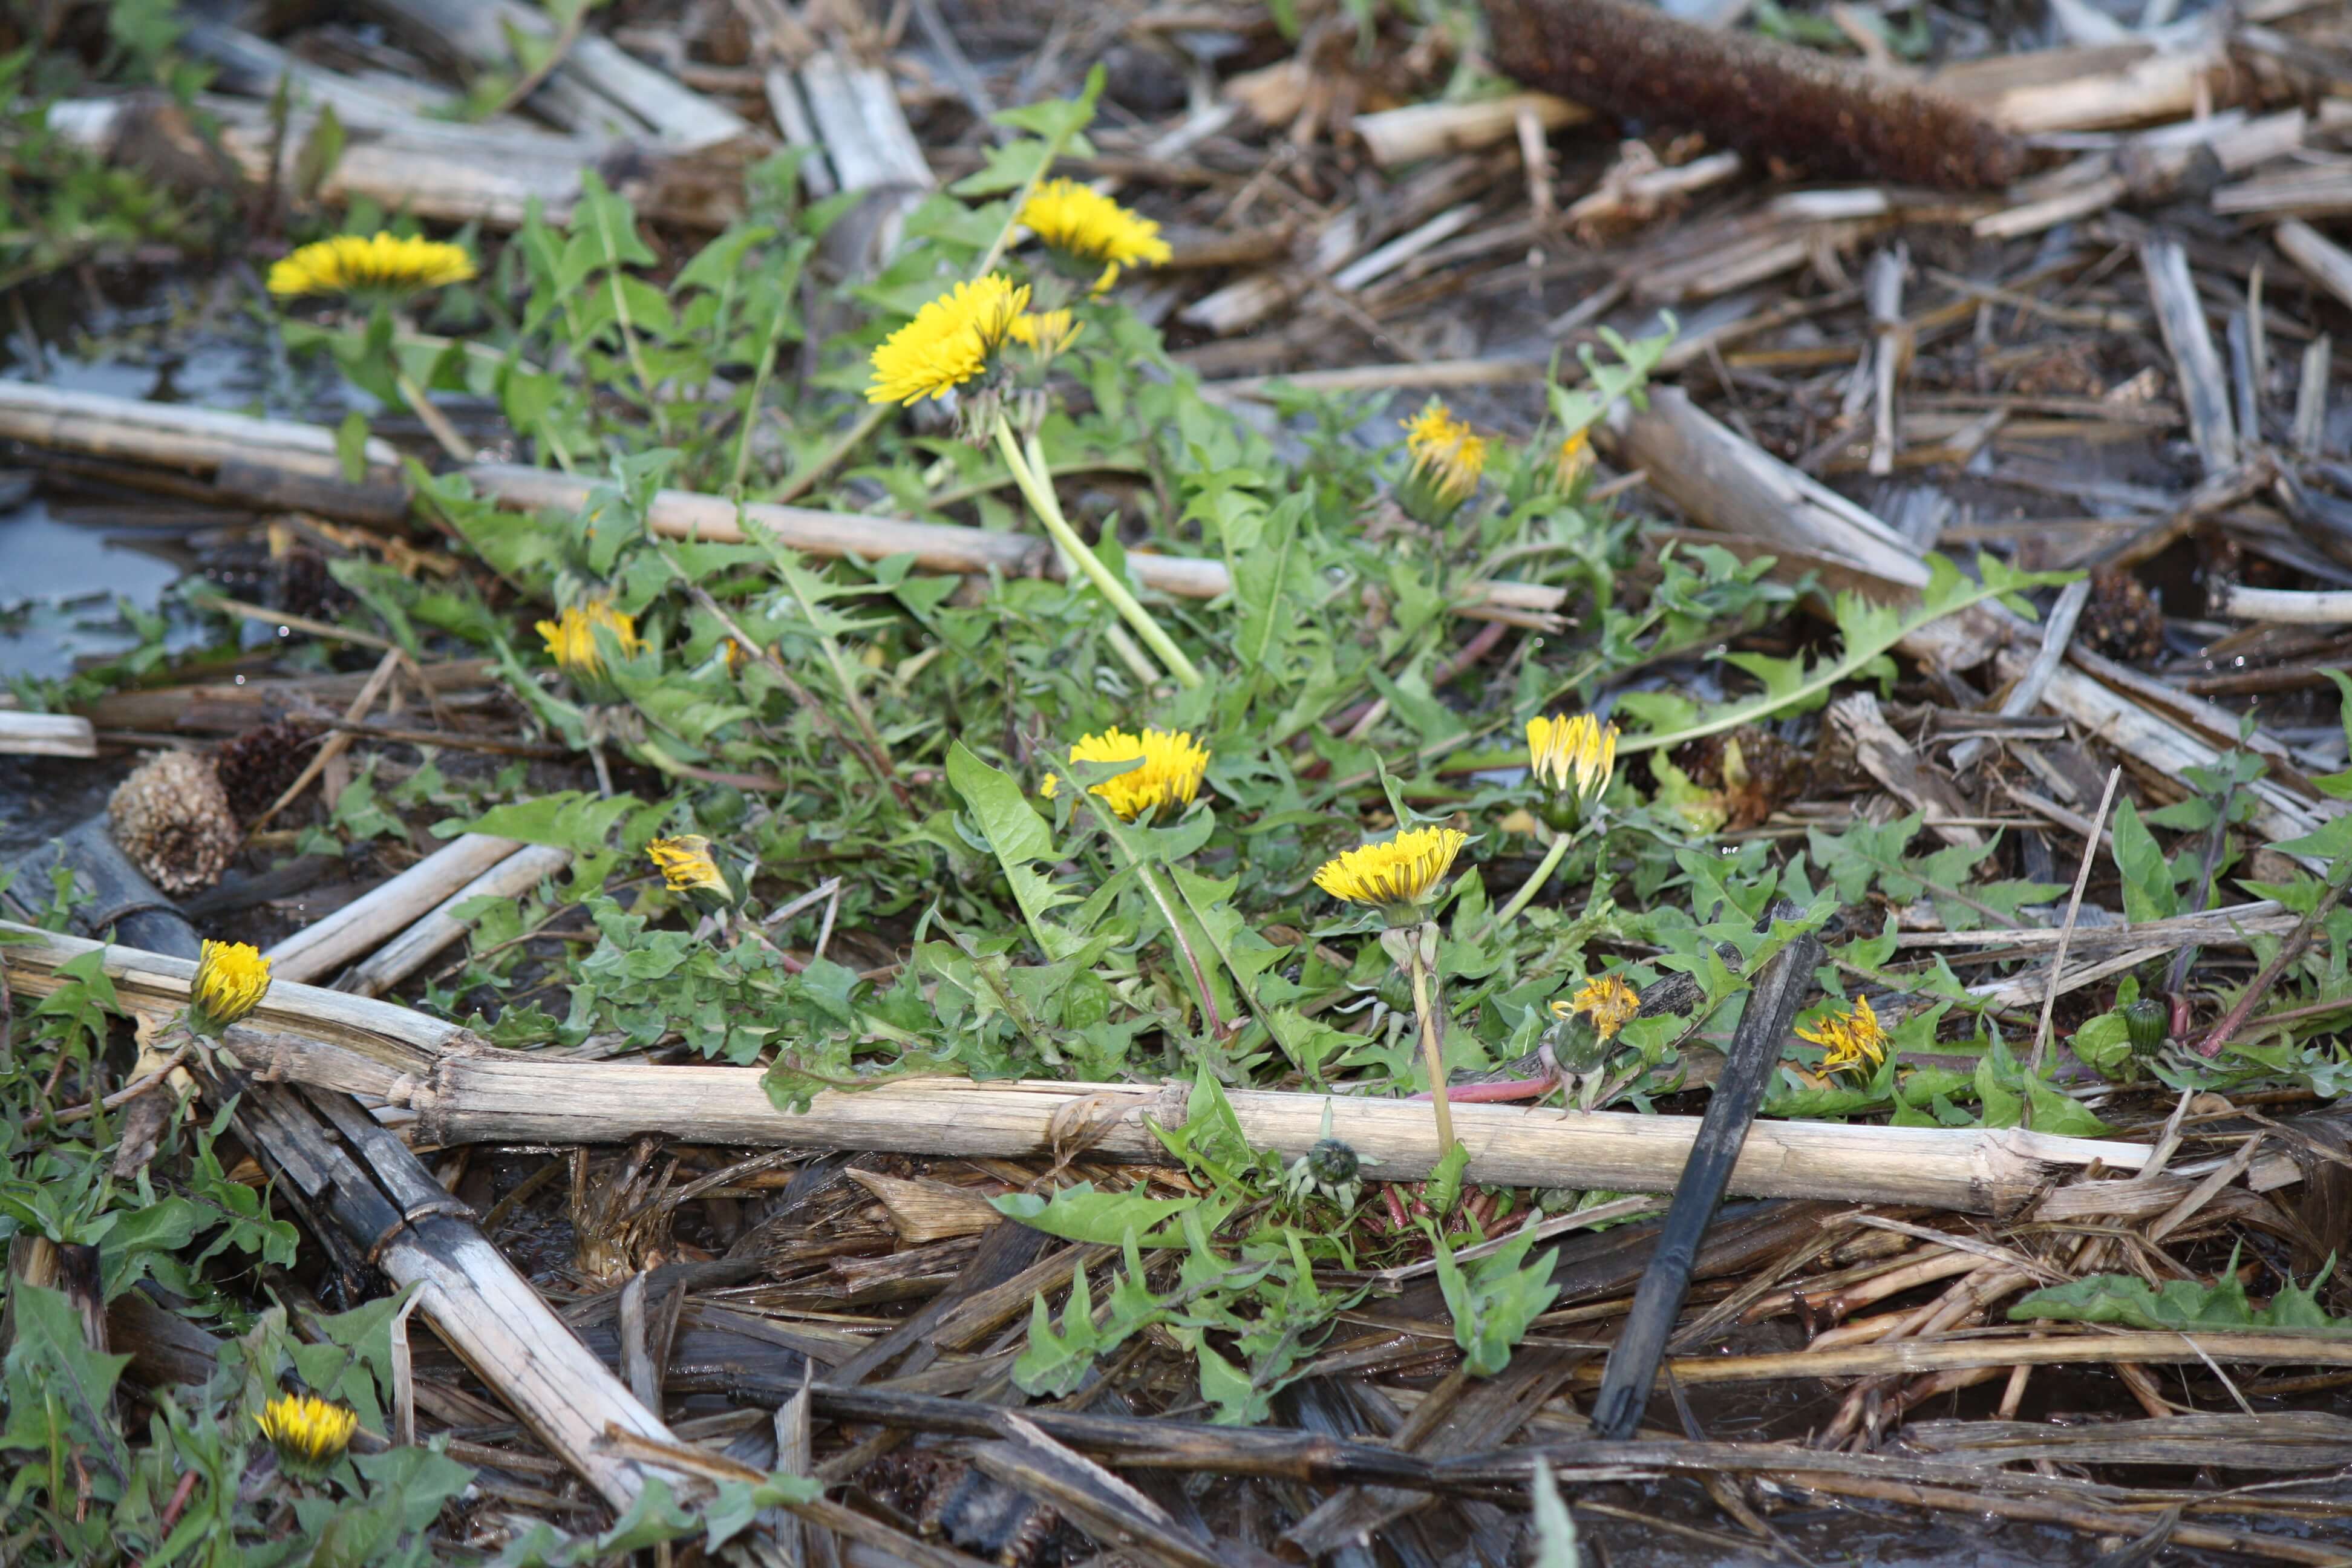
[648,834,728,896]
[1017,180,1171,292]
[1553,973,1640,1042]
[1798,994,1891,1077]
[536,599,642,681]
[1527,712,1618,803]
[256,1391,357,1477]
[1313,825,1470,915]
[1552,429,1595,492]
[1040,727,1210,820]
[1008,307,1083,359]
[1402,401,1487,508]
[867,274,1030,405]
[267,232,475,299]
[189,939,271,1036]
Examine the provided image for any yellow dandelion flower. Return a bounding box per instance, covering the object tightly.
[1313,826,1470,916]
[189,939,270,1037]
[255,1391,357,1477]
[1399,400,1486,520]
[1017,179,1171,292]
[1550,429,1595,494]
[1798,995,1892,1078]
[1552,973,1641,1042]
[266,232,475,299]
[535,599,643,682]
[1040,727,1210,820]
[647,834,727,894]
[647,834,742,913]
[1008,308,1083,359]
[1527,712,1619,803]
[866,274,1031,406]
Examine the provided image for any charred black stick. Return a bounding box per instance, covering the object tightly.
[1483,0,2024,191]
[1589,915,1823,1440]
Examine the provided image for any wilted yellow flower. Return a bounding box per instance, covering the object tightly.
[1549,430,1595,495]
[866,274,1030,405]
[1799,995,1891,1078]
[189,939,270,1037]
[648,835,725,894]
[1527,712,1618,803]
[1399,401,1486,521]
[1314,826,1469,917]
[1553,973,1641,1042]
[255,1391,357,1477]
[536,599,642,682]
[1041,727,1210,820]
[1017,179,1171,292]
[1008,308,1083,360]
[648,834,743,914]
[267,232,475,299]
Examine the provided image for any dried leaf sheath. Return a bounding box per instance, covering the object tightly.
[1485,0,2025,191]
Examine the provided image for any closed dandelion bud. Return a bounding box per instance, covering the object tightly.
[2122,997,2169,1057]
[188,940,272,1037]
[255,1391,356,1478]
[1304,1138,1361,1190]
[647,834,746,913]
[1526,711,1619,822]
[1537,429,1595,499]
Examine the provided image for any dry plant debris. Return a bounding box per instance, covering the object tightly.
[4,1,2352,1564]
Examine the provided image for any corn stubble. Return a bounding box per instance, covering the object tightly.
[1485,0,2025,192]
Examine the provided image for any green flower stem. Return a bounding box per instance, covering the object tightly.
[1488,825,1578,936]
[779,114,1083,505]
[1405,923,1455,1154]
[393,368,474,464]
[995,414,1203,689]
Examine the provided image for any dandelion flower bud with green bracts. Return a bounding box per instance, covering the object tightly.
[1540,428,1595,498]
[1526,711,1619,810]
[1313,826,1469,924]
[1016,179,1171,293]
[2122,997,2169,1058]
[1396,401,1486,525]
[266,233,475,301]
[1009,307,1084,364]
[647,834,746,913]
[1798,995,1892,1079]
[1039,727,1210,821]
[188,940,271,1037]
[255,1391,357,1478]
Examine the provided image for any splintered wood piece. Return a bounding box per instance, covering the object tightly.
[471,463,1567,629]
[1829,693,1982,848]
[0,713,97,757]
[264,833,526,985]
[1353,93,1592,167]
[2,924,2310,1216]
[1486,0,2023,189]
[344,843,573,998]
[2141,238,2239,475]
